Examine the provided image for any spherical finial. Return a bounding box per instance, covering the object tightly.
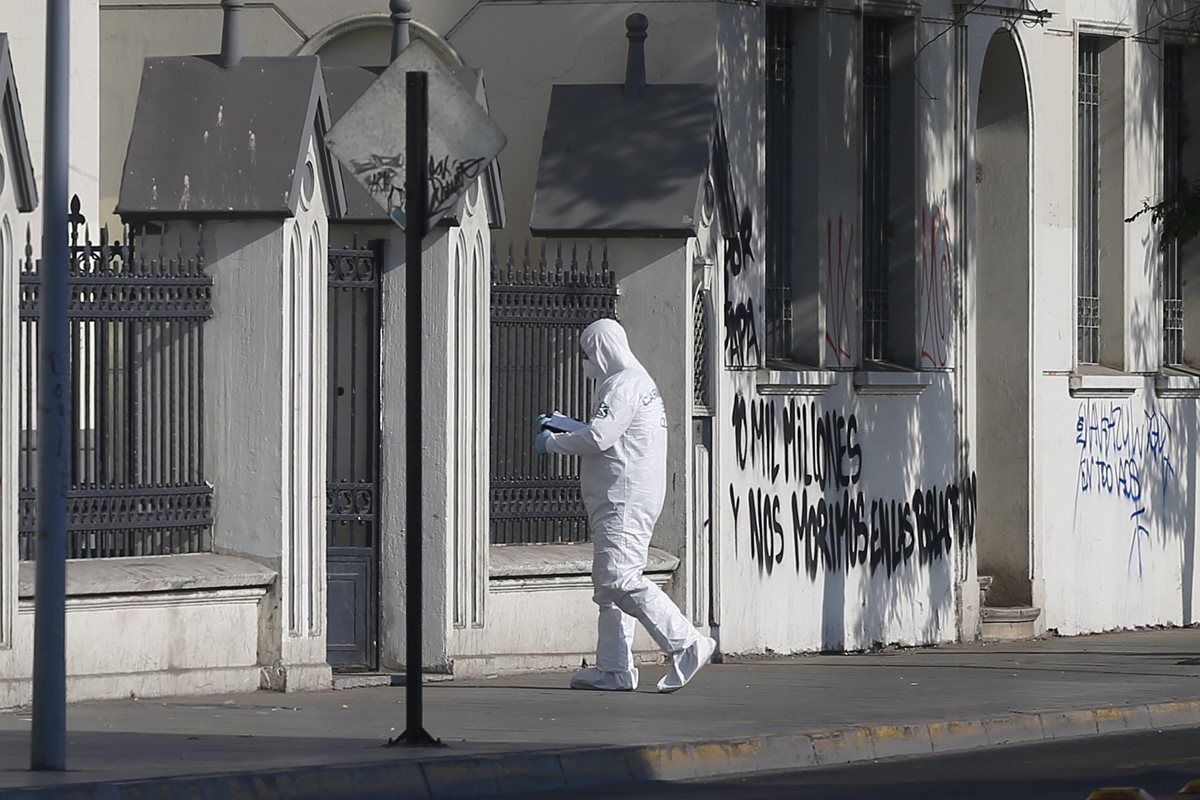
[390,0,413,15]
[626,13,649,35]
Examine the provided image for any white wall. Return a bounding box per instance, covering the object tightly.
[203,130,331,690]
[0,127,20,656]
[6,0,101,234]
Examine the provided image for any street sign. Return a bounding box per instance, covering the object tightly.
[326,41,506,231]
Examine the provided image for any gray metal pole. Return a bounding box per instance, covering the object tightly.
[387,70,438,748]
[30,0,71,773]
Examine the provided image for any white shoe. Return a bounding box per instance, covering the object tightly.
[570,666,639,691]
[657,636,716,693]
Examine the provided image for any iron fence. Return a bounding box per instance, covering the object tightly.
[490,241,618,545]
[326,239,381,550]
[18,196,214,560]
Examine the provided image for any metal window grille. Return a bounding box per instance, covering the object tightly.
[1078,37,1101,365]
[862,17,891,362]
[765,5,794,360]
[1164,43,1185,366]
[18,196,214,560]
[489,241,618,545]
[693,289,712,413]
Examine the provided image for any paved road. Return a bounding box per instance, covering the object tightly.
[539,727,1200,800]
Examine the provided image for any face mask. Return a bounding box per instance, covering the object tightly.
[583,360,603,380]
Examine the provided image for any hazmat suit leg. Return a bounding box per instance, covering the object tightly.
[569,603,640,691]
[592,545,699,658]
[595,602,638,672]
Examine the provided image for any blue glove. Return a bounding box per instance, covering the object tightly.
[536,414,552,432]
[534,429,552,454]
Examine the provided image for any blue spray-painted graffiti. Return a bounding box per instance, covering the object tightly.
[1073,400,1178,575]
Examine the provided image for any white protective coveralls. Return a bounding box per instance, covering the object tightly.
[544,319,715,692]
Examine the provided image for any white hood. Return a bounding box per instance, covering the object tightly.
[580,318,642,379]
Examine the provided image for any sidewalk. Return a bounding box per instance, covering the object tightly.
[1,628,1198,799]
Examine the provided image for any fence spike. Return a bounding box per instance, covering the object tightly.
[68,194,83,250]
[82,225,93,272]
[554,242,563,280]
[157,225,167,274]
[196,223,205,270]
[585,243,594,276]
[570,242,579,276]
[173,227,185,276]
[601,242,610,285]
[99,225,111,269]
[24,223,33,272]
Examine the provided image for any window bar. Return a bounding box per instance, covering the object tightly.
[765,5,794,360]
[1164,43,1185,366]
[1078,37,1101,365]
[863,18,891,363]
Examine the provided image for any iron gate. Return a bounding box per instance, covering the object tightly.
[489,242,618,545]
[326,239,382,671]
[18,196,214,560]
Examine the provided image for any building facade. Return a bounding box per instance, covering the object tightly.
[0,0,1197,705]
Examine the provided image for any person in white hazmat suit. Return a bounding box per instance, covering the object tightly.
[534,319,717,692]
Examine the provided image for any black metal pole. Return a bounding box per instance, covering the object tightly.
[389,69,439,748]
[31,0,71,772]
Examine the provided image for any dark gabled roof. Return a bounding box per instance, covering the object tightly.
[323,63,506,229]
[531,83,716,237]
[118,55,345,219]
[0,34,37,212]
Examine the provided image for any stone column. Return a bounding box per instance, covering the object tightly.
[202,214,330,691]
[0,207,17,653]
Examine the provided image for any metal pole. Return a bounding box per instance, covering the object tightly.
[31,0,71,772]
[389,69,438,748]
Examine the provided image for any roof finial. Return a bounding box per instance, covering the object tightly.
[220,0,244,68]
[391,0,413,61]
[625,13,648,97]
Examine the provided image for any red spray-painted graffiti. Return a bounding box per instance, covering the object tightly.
[825,216,854,367]
[919,204,953,368]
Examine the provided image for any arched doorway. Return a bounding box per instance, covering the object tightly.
[975,29,1035,617]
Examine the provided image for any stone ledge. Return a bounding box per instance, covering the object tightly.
[1155,371,1200,399]
[756,368,839,396]
[853,369,934,395]
[489,543,679,579]
[1068,370,1144,398]
[18,553,277,599]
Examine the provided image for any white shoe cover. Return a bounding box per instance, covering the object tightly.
[570,666,639,691]
[657,636,716,693]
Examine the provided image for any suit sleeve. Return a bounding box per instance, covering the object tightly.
[546,383,636,456]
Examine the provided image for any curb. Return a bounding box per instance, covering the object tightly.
[5,699,1200,799]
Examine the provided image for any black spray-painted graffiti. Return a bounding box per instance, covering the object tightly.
[715,114,760,369]
[729,392,977,579]
[350,152,487,224]
[724,296,759,371]
[1073,400,1178,574]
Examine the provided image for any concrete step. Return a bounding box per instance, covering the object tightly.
[981,605,1042,642]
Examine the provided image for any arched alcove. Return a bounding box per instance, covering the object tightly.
[975,28,1033,608]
